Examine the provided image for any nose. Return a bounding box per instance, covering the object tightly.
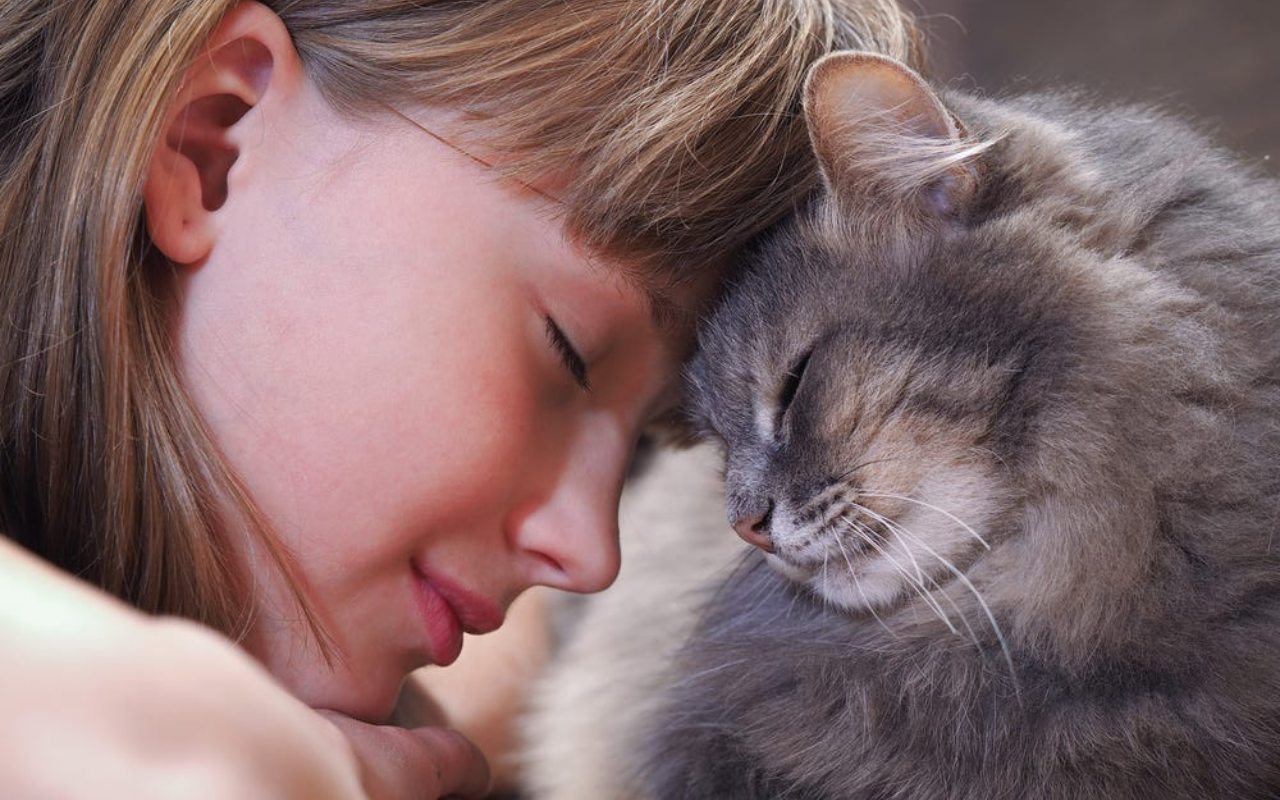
[509,427,629,594]
[512,489,622,595]
[733,501,775,553]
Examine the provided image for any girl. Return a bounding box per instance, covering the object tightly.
[0,1,920,796]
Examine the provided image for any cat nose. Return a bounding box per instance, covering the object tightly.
[733,501,775,553]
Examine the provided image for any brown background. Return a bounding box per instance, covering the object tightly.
[912,0,1279,174]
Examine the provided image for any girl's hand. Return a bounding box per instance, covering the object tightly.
[321,712,491,800]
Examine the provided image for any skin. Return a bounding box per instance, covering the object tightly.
[405,587,557,793]
[140,2,702,796]
[169,92,678,715]
[0,538,367,800]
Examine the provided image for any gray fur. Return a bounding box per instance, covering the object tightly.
[644,73,1280,799]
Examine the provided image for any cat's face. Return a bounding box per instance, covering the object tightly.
[687,233,1023,611]
[686,52,1054,613]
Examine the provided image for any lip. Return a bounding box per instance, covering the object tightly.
[410,563,505,665]
[411,569,464,666]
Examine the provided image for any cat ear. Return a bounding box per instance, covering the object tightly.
[803,51,982,218]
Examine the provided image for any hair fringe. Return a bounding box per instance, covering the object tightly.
[282,0,924,284]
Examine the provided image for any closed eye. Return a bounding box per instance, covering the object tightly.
[775,346,813,430]
[545,316,591,392]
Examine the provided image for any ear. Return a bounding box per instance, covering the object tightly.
[143,1,302,265]
[803,51,980,218]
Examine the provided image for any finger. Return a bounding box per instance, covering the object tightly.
[321,712,491,800]
[408,726,492,799]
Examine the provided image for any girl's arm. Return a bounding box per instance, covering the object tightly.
[0,538,488,799]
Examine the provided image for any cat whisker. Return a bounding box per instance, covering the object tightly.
[923,571,982,652]
[756,567,789,627]
[851,504,926,584]
[714,548,771,616]
[857,490,991,550]
[784,573,804,620]
[966,445,1011,474]
[852,503,1019,695]
[833,455,906,484]
[674,657,754,691]
[833,531,900,639]
[846,508,971,640]
[819,549,833,612]
[837,515,958,635]
[846,516,960,636]
[852,508,984,651]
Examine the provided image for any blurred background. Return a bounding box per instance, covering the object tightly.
[913,0,1278,173]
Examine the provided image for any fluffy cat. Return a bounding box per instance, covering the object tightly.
[523,52,1280,799]
[651,52,1280,798]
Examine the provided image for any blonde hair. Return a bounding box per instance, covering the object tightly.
[0,0,920,638]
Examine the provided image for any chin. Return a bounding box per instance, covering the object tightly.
[268,650,410,723]
[765,552,905,614]
[809,565,905,612]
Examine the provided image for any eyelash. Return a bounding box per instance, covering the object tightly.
[544,316,591,392]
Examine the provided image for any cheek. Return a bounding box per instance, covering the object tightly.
[371,336,558,535]
[853,415,972,491]
[218,303,558,619]
[403,367,557,523]
[861,460,1003,588]
[908,463,1005,549]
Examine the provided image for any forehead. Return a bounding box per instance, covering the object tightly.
[395,116,724,362]
[697,229,835,355]
[392,107,729,350]
[582,241,729,360]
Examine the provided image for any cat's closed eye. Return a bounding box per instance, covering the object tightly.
[774,346,814,434]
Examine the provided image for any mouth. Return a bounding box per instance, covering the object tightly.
[828,513,888,554]
[410,563,505,666]
[762,511,882,577]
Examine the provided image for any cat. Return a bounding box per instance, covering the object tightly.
[644,52,1280,799]
[522,51,1280,799]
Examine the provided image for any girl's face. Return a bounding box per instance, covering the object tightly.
[171,78,694,719]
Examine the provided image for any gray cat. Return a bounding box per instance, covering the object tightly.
[646,52,1280,799]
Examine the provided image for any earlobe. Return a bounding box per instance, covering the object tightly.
[143,1,301,265]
